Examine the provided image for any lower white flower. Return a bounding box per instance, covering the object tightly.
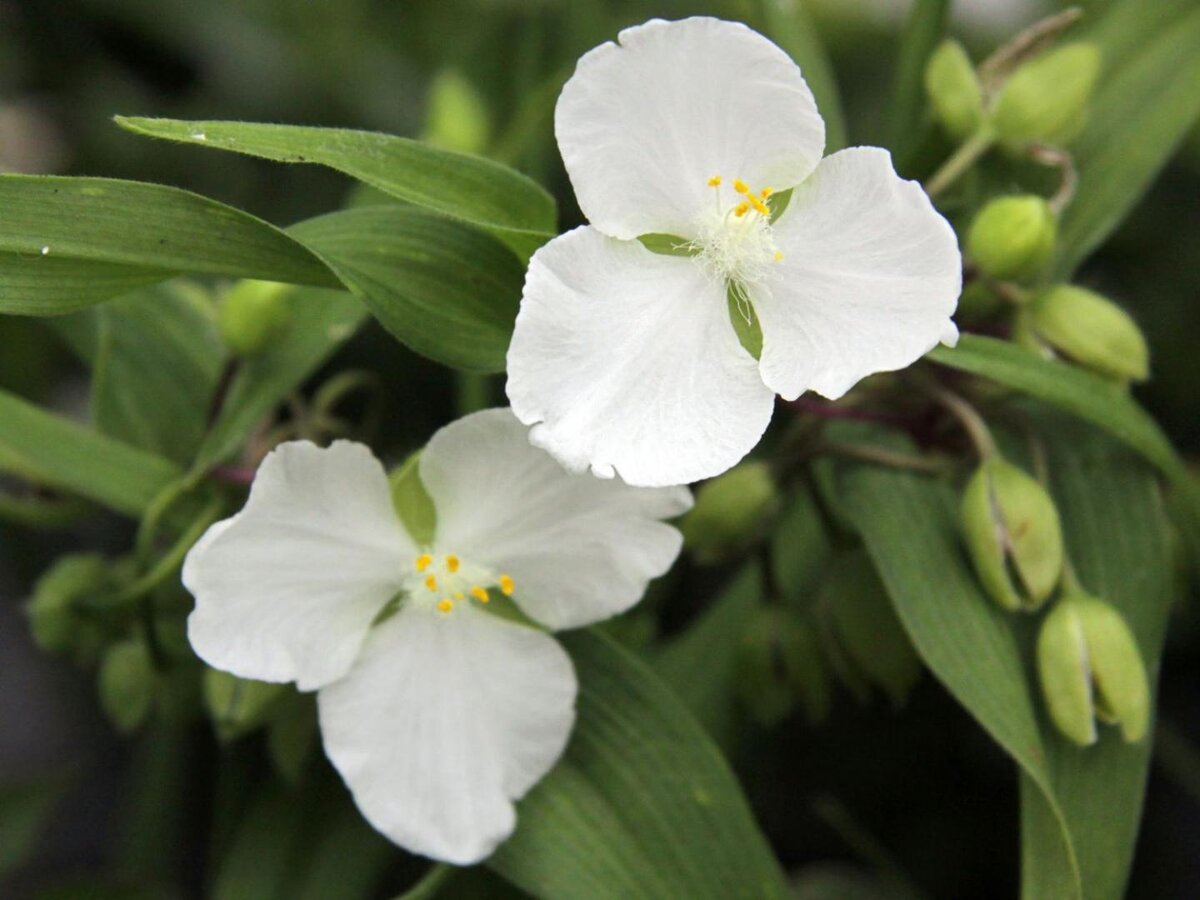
[182,408,691,865]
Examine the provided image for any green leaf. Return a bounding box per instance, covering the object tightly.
[115,117,557,258]
[927,335,1181,480]
[0,387,181,517]
[193,287,367,471]
[54,282,227,465]
[0,775,71,879]
[0,176,337,314]
[755,0,847,152]
[289,207,524,372]
[1053,1,1200,276]
[490,631,788,899]
[886,0,951,162]
[1019,423,1174,900]
[834,444,1082,898]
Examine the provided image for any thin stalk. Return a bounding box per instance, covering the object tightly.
[924,382,998,460]
[924,130,995,198]
[818,441,956,475]
[978,6,1084,92]
[391,864,455,900]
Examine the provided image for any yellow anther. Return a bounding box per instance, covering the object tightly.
[415,554,432,572]
[734,202,750,218]
[707,175,722,187]
[733,179,749,194]
[470,586,490,603]
[760,187,773,199]
[436,599,454,613]
[445,554,460,573]
[424,574,438,592]
[499,575,515,596]
[748,195,770,216]
[774,250,785,261]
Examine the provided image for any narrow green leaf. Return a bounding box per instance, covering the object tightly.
[115,117,557,258]
[835,452,1081,898]
[886,0,951,161]
[0,176,337,314]
[193,287,367,471]
[54,283,227,465]
[1020,423,1174,900]
[490,631,788,900]
[755,0,847,152]
[289,207,524,373]
[1053,2,1200,276]
[927,335,1181,480]
[0,387,181,517]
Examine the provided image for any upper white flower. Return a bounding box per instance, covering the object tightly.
[181,408,690,865]
[506,17,962,487]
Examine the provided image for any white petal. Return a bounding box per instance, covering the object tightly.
[317,605,576,865]
[556,17,825,240]
[752,147,962,400]
[419,408,691,630]
[183,441,415,691]
[506,226,776,487]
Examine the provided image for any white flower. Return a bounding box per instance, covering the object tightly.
[181,408,690,865]
[506,17,962,487]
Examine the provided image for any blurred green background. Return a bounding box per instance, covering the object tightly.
[2,0,1198,897]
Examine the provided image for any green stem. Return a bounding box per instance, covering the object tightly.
[391,863,455,900]
[924,130,995,198]
[924,383,998,460]
[818,441,956,475]
[455,373,491,417]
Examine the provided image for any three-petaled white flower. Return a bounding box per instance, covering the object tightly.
[182,409,690,864]
[507,16,962,487]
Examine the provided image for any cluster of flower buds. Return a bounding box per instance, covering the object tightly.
[960,454,1150,746]
[925,37,1101,152]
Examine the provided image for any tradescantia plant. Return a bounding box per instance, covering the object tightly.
[2,2,1199,898]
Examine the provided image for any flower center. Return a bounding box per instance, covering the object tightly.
[409,553,514,614]
[691,175,785,287]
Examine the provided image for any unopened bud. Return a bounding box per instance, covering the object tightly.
[26,554,108,655]
[822,551,922,707]
[961,458,1064,612]
[991,43,1101,149]
[967,195,1057,281]
[1037,592,1150,746]
[736,606,831,726]
[422,70,490,156]
[925,40,986,142]
[1027,285,1149,382]
[204,668,288,741]
[218,280,292,357]
[98,638,155,734]
[681,461,780,566]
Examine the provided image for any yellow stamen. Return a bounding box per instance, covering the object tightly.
[748,195,770,216]
[707,175,722,187]
[734,202,750,218]
[436,599,453,613]
[424,574,438,591]
[760,187,773,199]
[470,585,490,603]
[774,250,785,261]
[445,554,460,573]
[733,179,749,195]
[415,554,432,572]
[499,575,515,596]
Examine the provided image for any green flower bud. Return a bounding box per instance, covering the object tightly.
[218,280,292,358]
[991,43,1101,149]
[925,40,986,141]
[422,70,490,156]
[821,551,922,707]
[26,554,109,655]
[961,458,1064,612]
[204,668,288,741]
[1037,592,1150,746]
[1027,285,1149,382]
[681,462,781,566]
[736,606,831,727]
[967,195,1057,281]
[98,638,155,734]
